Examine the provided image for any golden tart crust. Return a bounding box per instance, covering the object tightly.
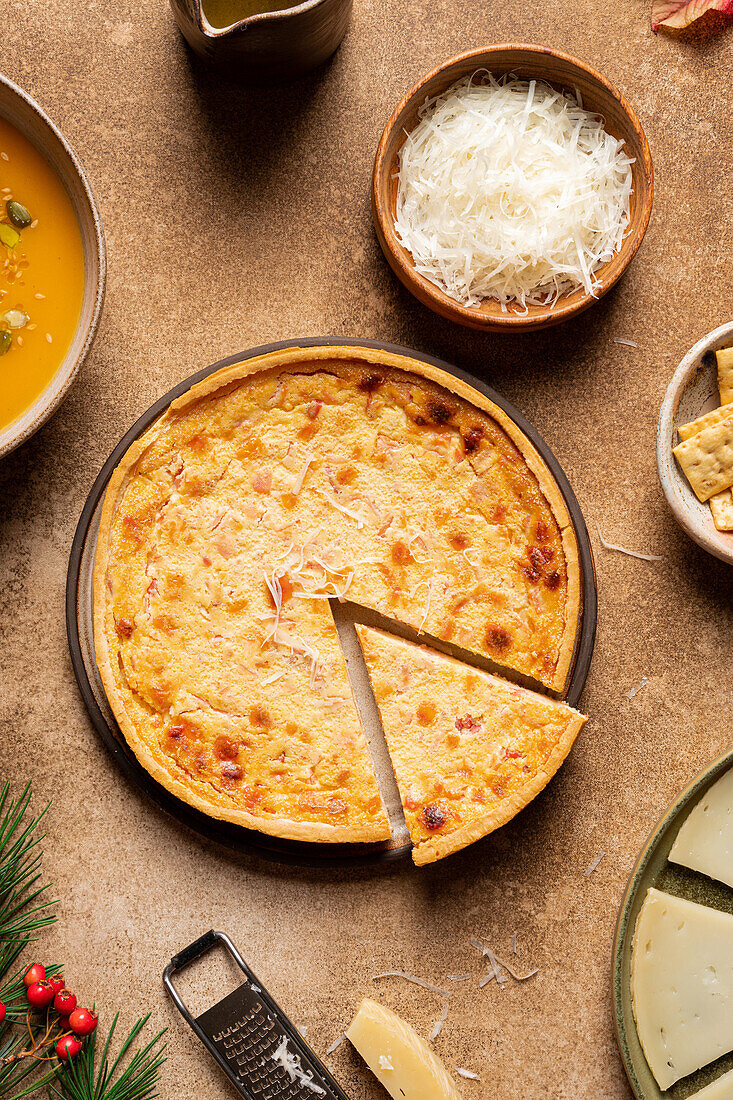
[94,346,581,843]
[357,625,586,865]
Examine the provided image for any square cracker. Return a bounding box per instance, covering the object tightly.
[710,489,733,531]
[673,408,733,501]
[678,404,733,441]
[718,346,733,406]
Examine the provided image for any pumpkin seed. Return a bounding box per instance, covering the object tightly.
[6,200,31,229]
[0,222,20,249]
[0,330,12,355]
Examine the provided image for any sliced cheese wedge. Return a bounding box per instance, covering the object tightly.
[356,625,586,865]
[346,999,461,1100]
[690,1068,733,1100]
[669,767,733,888]
[631,888,733,1089]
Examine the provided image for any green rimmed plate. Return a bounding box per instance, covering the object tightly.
[613,748,733,1100]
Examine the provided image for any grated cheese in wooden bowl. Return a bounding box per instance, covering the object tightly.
[394,72,634,312]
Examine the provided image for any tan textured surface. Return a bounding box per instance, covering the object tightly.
[0,1,731,1097]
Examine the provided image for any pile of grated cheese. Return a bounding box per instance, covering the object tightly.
[393,72,634,311]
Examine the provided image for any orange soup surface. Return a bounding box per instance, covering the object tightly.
[0,117,85,433]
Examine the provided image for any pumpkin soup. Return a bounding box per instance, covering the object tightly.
[0,116,85,434]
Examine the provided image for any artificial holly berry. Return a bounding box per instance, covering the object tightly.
[26,980,55,1009]
[23,963,45,988]
[56,1035,82,1061]
[0,1000,6,1024]
[54,989,77,1016]
[48,975,65,996]
[68,1007,97,1036]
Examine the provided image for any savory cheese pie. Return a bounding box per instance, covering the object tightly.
[94,345,581,846]
[357,625,586,865]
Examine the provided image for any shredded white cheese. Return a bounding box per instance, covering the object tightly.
[584,851,606,877]
[270,1036,326,1095]
[372,971,450,997]
[613,337,638,348]
[394,72,633,311]
[627,677,648,699]
[325,1034,345,1056]
[455,1067,481,1081]
[378,1054,394,1070]
[429,1002,450,1040]
[596,525,662,561]
[447,973,472,982]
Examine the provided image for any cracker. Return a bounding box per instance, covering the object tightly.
[710,489,733,531]
[678,404,733,441]
[717,346,733,406]
[673,408,733,501]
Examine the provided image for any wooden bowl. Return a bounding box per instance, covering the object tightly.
[372,45,654,333]
[657,321,733,567]
[0,74,106,460]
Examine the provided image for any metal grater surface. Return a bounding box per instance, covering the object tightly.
[164,930,349,1100]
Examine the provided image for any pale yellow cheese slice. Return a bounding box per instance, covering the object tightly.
[710,489,733,531]
[673,409,733,501]
[669,767,733,888]
[346,999,462,1100]
[679,404,733,442]
[718,346,733,406]
[689,1067,733,1099]
[631,888,733,1090]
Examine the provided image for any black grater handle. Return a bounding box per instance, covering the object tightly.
[169,929,219,972]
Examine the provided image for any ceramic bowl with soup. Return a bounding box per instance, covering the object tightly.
[0,74,105,460]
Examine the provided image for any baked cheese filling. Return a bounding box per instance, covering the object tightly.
[94,347,581,845]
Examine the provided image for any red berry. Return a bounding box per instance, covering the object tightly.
[0,1000,6,1024]
[48,975,65,996]
[54,990,77,1016]
[23,963,45,988]
[27,980,55,1009]
[68,1007,97,1036]
[56,1035,81,1061]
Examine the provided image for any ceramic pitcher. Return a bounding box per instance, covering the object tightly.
[170,0,353,82]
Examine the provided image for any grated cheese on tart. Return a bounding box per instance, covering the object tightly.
[356,624,586,864]
[93,346,580,842]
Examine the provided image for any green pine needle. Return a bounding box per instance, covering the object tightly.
[0,784,56,972]
[48,1015,167,1100]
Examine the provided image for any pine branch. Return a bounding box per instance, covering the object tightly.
[0,784,56,975]
[48,1015,167,1100]
[0,1027,60,1099]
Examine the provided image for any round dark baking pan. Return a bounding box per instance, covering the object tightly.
[66,337,597,868]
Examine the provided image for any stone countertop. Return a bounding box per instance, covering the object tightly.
[0,1,731,1096]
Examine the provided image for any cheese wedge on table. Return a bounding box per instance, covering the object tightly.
[631,888,733,1089]
[669,767,733,888]
[689,1068,733,1100]
[346,999,461,1100]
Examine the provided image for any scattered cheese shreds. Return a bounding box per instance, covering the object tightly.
[429,1003,450,1040]
[270,1036,326,1096]
[372,971,450,997]
[512,932,518,955]
[394,72,633,312]
[627,677,648,699]
[325,1034,345,1056]
[614,337,638,348]
[596,525,662,561]
[447,973,472,982]
[584,851,606,877]
[455,1067,481,1081]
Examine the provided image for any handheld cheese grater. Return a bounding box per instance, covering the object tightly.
[163,930,350,1099]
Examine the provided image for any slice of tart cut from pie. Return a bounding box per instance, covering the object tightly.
[356,625,587,865]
